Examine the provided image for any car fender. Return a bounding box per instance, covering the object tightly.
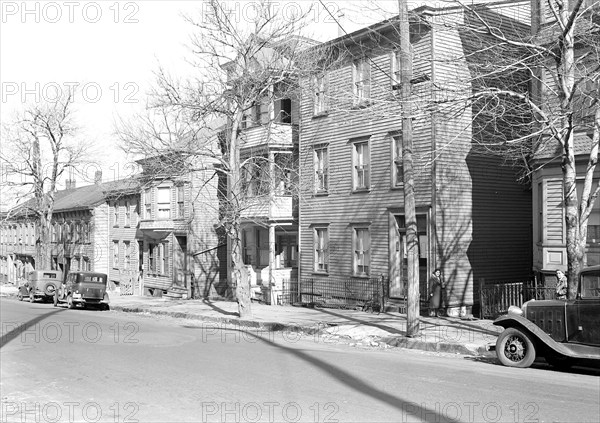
[494,315,574,358]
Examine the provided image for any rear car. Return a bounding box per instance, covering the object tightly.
[494,265,600,368]
[54,271,110,310]
[18,270,63,303]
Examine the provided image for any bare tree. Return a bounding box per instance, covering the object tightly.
[116,0,318,317]
[1,92,91,269]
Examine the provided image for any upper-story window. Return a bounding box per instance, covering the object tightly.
[157,186,171,219]
[313,74,328,115]
[123,241,131,271]
[391,50,402,88]
[314,146,329,194]
[125,201,131,226]
[82,222,89,243]
[113,202,119,227]
[145,188,152,219]
[392,134,403,187]
[176,185,185,219]
[352,138,370,191]
[352,59,371,106]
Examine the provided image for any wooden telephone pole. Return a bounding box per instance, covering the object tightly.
[398,0,420,336]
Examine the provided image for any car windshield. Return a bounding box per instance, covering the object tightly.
[581,270,600,298]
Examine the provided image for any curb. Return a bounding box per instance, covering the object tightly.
[110,305,493,356]
[110,305,326,334]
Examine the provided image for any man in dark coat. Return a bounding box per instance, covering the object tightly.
[429,268,445,317]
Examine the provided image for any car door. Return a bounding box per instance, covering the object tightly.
[566,269,600,346]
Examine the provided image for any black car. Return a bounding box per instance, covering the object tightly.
[494,265,600,368]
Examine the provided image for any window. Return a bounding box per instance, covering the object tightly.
[51,223,57,243]
[113,241,119,268]
[157,186,171,219]
[57,223,63,243]
[352,139,370,191]
[391,50,402,87]
[353,227,370,276]
[392,134,403,186]
[577,178,600,266]
[257,98,270,125]
[71,257,79,272]
[314,227,329,273]
[145,188,152,219]
[125,201,131,226]
[113,202,119,226]
[177,185,185,218]
[148,243,155,273]
[314,146,329,193]
[148,242,168,274]
[352,59,370,105]
[82,222,90,243]
[241,158,269,196]
[82,257,90,271]
[123,241,130,271]
[313,74,328,115]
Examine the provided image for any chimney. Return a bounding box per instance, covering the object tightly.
[65,179,76,190]
[94,170,102,185]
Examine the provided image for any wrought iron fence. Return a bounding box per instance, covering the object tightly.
[278,276,386,311]
[479,278,557,319]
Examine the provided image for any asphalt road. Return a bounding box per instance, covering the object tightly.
[1,298,599,423]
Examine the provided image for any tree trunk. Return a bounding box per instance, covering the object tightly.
[229,110,252,318]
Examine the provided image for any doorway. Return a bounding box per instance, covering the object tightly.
[389,213,429,299]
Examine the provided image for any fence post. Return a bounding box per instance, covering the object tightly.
[479,278,485,319]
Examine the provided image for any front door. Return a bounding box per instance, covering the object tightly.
[389,213,429,299]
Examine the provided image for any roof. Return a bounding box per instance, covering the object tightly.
[8,177,141,217]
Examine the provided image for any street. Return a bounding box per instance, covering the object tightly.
[1,298,599,423]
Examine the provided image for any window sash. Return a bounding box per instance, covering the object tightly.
[353,142,370,190]
[315,148,329,192]
[314,228,329,272]
[354,228,370,275]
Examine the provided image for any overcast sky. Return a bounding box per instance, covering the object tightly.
[0,0,502,197]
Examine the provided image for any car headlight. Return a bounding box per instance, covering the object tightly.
[508,305,523,316]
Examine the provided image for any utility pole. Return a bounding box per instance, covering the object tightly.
[398,0,420,336]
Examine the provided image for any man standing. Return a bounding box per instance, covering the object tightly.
[555,269,568,300]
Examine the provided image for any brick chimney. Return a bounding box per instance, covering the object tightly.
[94,170,102,184]
[65,179,76,190]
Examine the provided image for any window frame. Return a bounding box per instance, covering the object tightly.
[157,186,171,219]
[313,73,328,116]
[113,240,119,269]
[392,134,403,187]
[352,138,371,192]
[313,226,329,274]
[314,145,329,194]
[352,226,371,277]
[352,59,371,107]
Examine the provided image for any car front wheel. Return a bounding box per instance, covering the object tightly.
[67,295,75,309]
[496,327,536,368]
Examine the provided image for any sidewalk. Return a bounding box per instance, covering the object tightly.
[107,294,501,356]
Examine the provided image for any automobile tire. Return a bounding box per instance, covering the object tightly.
[17,292,23,301]
[29,291,35,303]
[496,327,536,368]
[53,292,58,307]
[44,283,56,297]
[67,295,75,309]
[545,354,573,370]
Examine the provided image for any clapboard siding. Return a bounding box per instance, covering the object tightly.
[299,22,433,284]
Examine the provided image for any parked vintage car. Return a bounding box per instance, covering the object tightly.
[54,271,110,310]
[17,270,63,303]
[494,265,600,368]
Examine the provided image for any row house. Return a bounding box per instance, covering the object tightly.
[223,36,319,301]
[136,153,227,299]
[299,2,533,315]
[530,0,600,282]
[0,175,141,294]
